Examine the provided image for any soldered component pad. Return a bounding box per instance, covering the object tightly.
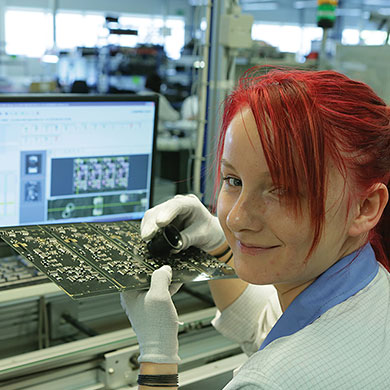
[0,221,236,299]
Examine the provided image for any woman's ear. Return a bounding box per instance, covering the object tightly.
[349,183,389,237]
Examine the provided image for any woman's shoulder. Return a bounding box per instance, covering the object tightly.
[226,266,390,389]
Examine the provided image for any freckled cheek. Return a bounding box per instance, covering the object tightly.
[271,205,312,242]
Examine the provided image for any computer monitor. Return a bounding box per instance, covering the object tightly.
[0,94,158,227]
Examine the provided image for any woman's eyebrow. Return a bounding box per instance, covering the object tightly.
[220,159,235,170]
[220,158,271,177]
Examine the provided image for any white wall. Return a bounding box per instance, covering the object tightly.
[0,0,194,88]
[1,0,195,52]
[2,0,384,30]
[0,0,5,52]
[2,0,191,18]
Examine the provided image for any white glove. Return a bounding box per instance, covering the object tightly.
[141,194,226,253]
[120,265,181,364]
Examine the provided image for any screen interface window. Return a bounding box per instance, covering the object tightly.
[0,99,156,227]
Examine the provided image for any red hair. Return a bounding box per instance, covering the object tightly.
[215,66,390,269]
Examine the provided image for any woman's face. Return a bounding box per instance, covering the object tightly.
[217,108,361,288]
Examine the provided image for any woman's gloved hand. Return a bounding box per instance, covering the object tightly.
[120,265,181,364]
[141,194,226,253]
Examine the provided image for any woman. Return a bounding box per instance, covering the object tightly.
[121,67,390,389]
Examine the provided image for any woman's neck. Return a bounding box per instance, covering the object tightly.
[274,237,366,312]
[275,279,316,312]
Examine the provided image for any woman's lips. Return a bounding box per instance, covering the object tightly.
[238,241,279,255]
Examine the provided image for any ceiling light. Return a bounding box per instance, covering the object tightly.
[294,1,317,9]
[242,0,279,2]
[336,8,363,16]
[364,0,390,5]
[41,54,59,64]
[241,2,278,11]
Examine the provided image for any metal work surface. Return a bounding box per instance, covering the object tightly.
[0,306,243,390]
[0,221,235,299]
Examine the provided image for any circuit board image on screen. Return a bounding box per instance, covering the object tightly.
[0,94,158,227]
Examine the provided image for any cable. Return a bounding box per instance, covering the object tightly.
[38,295,50,349]
[38,297,43,349]
[43,297,50,348]
[193,0,212,197]
[62,313,99,337]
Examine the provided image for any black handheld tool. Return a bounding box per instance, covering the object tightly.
[147,224,183,257]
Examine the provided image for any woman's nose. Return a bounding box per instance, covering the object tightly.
[226,194,263,233]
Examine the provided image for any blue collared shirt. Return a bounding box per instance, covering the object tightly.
[259,243,379,351]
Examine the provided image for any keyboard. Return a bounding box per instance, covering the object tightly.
[0,255,48,291]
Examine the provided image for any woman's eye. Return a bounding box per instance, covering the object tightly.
[223,176,242,187]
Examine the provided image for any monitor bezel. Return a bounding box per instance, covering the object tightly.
[0,93,159,223]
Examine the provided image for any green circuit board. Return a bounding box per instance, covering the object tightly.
[0,220,236,299]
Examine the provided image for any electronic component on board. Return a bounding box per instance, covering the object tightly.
[0,221,236,299]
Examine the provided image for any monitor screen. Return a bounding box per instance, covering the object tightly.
[0,94,158,227]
